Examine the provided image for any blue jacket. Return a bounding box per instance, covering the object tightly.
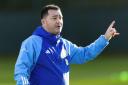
[14,26,109,85]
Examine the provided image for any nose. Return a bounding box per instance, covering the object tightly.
[56,17,63,24]
[56,18,61,24]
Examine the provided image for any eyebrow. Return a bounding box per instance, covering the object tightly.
[52,15,63,18]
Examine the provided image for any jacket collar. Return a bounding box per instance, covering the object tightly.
[33,26,61,44]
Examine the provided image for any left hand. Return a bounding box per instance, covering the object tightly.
[104,20,120,40]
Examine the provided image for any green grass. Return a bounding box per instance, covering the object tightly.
[0,54,128,85]
[0,55,16,85]
[70,54,128,85]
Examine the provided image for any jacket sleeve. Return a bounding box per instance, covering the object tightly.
[68,35,109,64]
[14,35,42,85]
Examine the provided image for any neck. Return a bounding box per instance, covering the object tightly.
[42,25,50,34]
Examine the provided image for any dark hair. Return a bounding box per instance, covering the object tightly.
[41,4,60,19]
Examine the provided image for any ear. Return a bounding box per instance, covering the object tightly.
[41,19,45,25]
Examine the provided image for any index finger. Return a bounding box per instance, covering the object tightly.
[108,20,115,29]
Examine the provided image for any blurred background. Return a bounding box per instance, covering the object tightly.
[0,0,128,85]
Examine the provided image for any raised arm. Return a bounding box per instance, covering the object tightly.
[65,21,119,64]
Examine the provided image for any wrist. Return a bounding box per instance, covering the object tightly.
[103,35,111,41]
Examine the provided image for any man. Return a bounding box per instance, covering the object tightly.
[14,4,119,85]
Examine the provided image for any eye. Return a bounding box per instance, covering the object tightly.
[59,15,63,20]
[59,17,63,20]
[52,17,57,19]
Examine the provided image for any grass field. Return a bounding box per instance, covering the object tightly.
[0,54,128,85]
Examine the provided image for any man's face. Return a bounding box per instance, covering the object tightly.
[42,9,63,35]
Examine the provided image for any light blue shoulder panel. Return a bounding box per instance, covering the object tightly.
[14,35,42,84]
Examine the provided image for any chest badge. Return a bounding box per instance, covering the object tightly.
[60,46,67,59]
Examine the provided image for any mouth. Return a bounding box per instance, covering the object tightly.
[56,25,61,29]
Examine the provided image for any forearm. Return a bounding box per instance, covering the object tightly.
[85,35,109,58]
[70,35,109,64]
